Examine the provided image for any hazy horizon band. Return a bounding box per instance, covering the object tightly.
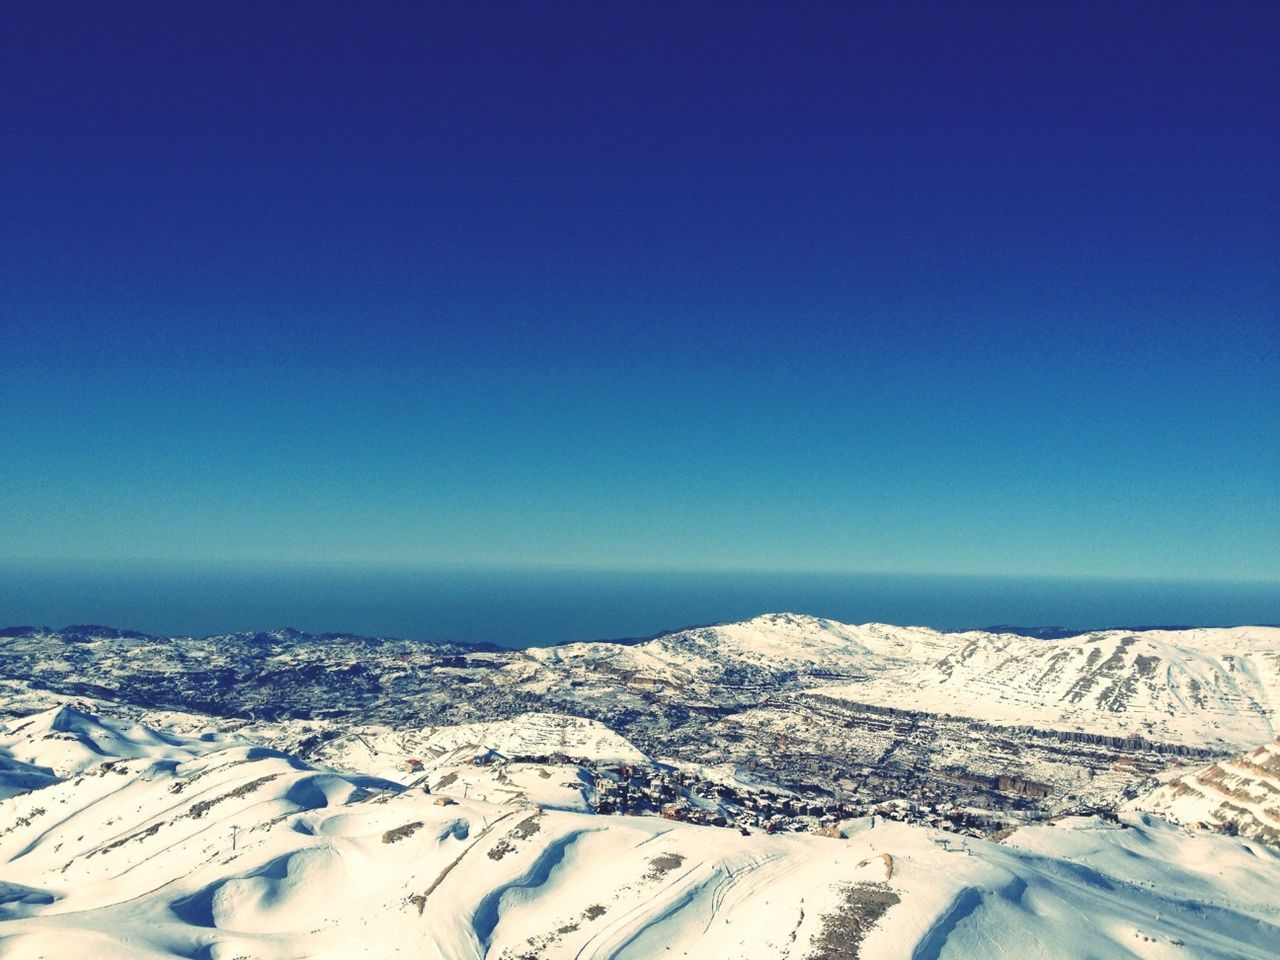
[2,561,1276,649]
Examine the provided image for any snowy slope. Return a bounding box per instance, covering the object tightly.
[285,712,647,805]
[528,615,1280,748]
[1130,738,1280,845]
[417,712,648,764]
[1,702,1279,959]
[528,613,953,684]
[600,615,1277,749]
[0,703,242,778]
[295,726,611,812]
[643,613,955,673]
[838,625,1280,749]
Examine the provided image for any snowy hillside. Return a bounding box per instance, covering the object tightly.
[1130,738,1280,846]
[264,713,646,779]
[1,703,235,776]
[286,713,647,812]
[418,713,648,765]
[1,701,1279,959]
[527,612,954,685]
[608,615,1280,749]
[531,614,1280,748]
[838,624,1280,749]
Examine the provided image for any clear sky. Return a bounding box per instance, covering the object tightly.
[1,2,1276,581]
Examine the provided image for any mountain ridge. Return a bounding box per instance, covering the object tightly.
[4,616,1278,752]
[5,616,1278,649]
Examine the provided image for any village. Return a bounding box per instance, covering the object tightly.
[590,760,1018,837]
[425,746,1025,840]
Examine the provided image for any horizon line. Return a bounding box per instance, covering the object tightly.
[1,555,1277,587]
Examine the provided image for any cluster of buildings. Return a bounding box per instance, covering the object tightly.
[490,757,1021,839]
[590,762,849,833]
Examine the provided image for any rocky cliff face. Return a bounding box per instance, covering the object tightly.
[1132,738,1280,846]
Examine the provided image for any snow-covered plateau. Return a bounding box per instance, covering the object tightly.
[2,615,1279,957]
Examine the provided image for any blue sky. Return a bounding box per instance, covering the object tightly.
[1,2,1277,580]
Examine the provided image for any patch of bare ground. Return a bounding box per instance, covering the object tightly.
[382,821,424,844]
[187,774,280,819]
[511,813,542,839]
[806,882,901,960]
[644,852,685,880]
[88,821,161,857]
[169,755,259,794]
[487,839,516,861]
[1,807,45,838]
[488,812,543,860]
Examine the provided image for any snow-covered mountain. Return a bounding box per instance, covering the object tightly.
[2,699,1279,959]
[534,614,1280,748]
[1130,738,1280,846]
[839,623,1280,749]
[527,613,954,686]
[4,616,1277,832]
[6,616,1277,751]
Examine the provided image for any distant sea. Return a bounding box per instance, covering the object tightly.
[0,561,1276,649]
